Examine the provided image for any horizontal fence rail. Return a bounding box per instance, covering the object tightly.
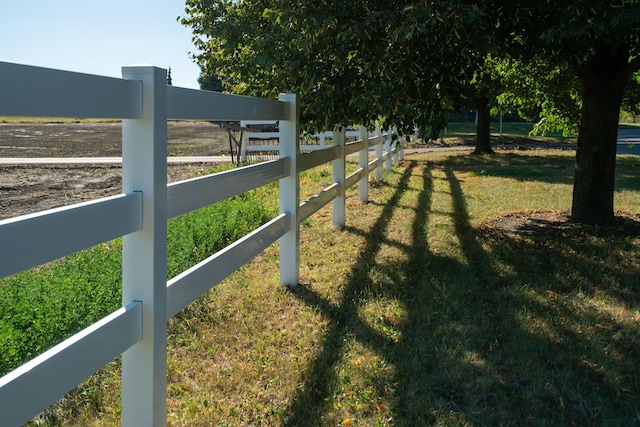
[0,61,400,427]
[298,144,342,172]
[167,86,286,121]
[0,62,142,119]
[166,213,290,318]
[345,138,369,156]
[0,193,142,278]
[300,182,340,222]
[167,158,289,219]
[0,301,143,427]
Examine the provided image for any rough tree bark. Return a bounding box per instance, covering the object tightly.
[472,96,495,155]
[571,42,633,224]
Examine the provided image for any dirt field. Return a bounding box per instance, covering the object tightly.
[0,121,230,219]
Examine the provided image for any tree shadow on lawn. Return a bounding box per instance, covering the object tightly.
[438,151,640,192]
[285,160,640,425]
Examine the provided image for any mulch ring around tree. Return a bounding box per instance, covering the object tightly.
[484,210,640,239]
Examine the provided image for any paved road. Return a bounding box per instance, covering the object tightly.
[617,127,640,154]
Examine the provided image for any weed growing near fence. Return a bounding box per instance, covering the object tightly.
[0,242,122,376]
[0,167,276,377]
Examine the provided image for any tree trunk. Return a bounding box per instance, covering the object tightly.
[472,96,495,154]
[571,43,630,225]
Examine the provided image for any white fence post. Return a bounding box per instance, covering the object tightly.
[279,93,300,286]
[358,125,369,202]
[121,65,168,427]
[375,127,383,180]
[384,130,392,171]
[332,127,346,227]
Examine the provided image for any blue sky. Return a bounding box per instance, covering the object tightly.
[1,0,201,89]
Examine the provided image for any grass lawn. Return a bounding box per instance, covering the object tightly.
[27,150,640,426]
[431,121,577,143]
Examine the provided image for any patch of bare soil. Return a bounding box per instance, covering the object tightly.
[0,121,230,220]
[486,210,640,238]
[0,121,228,157]
[0,164,209,219]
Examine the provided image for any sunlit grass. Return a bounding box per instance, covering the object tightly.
[441,121,576,142]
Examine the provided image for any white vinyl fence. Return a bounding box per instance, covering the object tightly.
[239,121,366,163]
[0,61,400,426]
[233,121,400,165]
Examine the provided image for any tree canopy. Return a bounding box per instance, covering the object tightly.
[182,0,640,224]
[622,71,640,122]
[183,0,490,133]
[497,57,582,137]
[197,66,224,92]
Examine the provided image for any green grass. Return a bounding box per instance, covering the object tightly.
[10,151,640,426]
[436,121,576,142]
[0,167,275,377]
[0,243,123,373]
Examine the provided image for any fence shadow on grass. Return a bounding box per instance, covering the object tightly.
[284,161,418,425]
[285,159,640,425]
[440,151,640,192]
